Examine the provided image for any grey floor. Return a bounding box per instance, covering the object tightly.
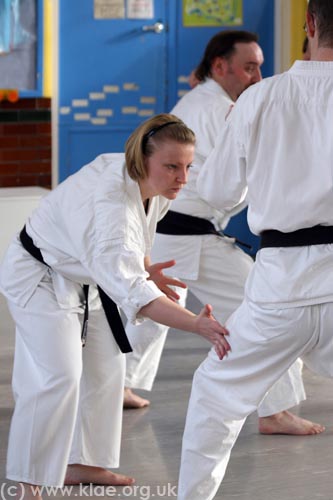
[1,293,333,500]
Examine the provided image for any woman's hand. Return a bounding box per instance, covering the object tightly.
[194,304,231,360]
[147,259,187,301]
[139,296,230,360]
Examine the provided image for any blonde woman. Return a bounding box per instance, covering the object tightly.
[0,114,229,500]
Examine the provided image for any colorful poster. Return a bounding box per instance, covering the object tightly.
[183,0,243,27]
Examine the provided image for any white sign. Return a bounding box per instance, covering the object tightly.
[94,0,125,19]
[127,0,154,19]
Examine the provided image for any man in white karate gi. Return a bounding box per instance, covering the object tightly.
[125,30,323,435]
[178,1,333,498]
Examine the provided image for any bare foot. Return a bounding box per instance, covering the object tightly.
[15,483,42,499]
[65,464,135,486]
[258,410,325,435]
[123,387,150,409]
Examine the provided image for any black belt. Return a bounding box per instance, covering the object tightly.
[260,225,333,249]
[19,226,132,353]
[157,210,252,250]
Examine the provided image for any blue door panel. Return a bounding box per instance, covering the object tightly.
[59,126,129,177]
[58,0,168,181]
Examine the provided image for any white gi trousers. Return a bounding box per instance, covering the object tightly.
[178,299,333,500]
[6,274,125,487]
[125,234,305,416]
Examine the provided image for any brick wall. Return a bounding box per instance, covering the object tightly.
[0,98,52,188]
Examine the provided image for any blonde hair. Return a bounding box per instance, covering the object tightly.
[125,113,195,181]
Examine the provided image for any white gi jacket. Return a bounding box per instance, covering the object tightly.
[198,60,333,308]
[155,78,246,280]
[0,154,169,323]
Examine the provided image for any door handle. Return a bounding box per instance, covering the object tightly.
[142,22,165,34]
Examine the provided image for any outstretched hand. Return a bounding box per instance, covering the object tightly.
[195,304,230,360]
[147,259,187,301]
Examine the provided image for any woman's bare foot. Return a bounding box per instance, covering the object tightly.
[258,410,325,435]
[123,387,150,409]
[15,483,42,499]
[64,464,135,486]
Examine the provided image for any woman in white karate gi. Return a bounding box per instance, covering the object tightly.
[0,114,229,500]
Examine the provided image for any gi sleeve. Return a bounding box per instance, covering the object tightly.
[71,185,164,324]
[83,239,164,325]
[197,106,248,212]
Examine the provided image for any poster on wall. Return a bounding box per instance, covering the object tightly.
[94,0,125,19]
[183,0,243,27]
[127,0,153,19]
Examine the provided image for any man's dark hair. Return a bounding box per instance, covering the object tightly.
[194,30,259,82]
[308,0,333,47]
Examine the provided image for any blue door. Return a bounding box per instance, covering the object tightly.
[58,0,169,180]
[58,1,274,181]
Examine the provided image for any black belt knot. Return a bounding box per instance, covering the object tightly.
[19,226,132,353]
